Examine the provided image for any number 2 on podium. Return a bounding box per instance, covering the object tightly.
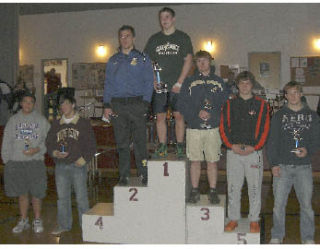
[163,162,169,176]
[129,188,138,201]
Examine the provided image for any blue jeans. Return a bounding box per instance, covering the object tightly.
[271,164,314,241]
[55,163,89,230]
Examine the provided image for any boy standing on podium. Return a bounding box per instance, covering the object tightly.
[178,50,229,204]
[220,71,270,233]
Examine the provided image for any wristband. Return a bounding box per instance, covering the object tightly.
[174,82,182,88]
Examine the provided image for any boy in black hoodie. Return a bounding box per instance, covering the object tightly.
[267,81,320,244]
[178,50,229,204]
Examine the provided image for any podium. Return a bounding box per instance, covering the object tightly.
[82,160,260,244]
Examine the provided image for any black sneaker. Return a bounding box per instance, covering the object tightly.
[141,175,148,186]
[118,177,129,186]
[188,188,200,203]
[208,188,220,204]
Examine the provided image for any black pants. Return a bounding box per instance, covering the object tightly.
[111,97,148,178]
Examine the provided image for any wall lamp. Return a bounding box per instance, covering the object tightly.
[96,45,107,57]
[204,40,215,54]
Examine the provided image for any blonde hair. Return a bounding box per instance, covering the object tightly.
[283,81,303,94]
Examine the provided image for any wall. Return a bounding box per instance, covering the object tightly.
[19,3,320,111]
[0,4,19,87]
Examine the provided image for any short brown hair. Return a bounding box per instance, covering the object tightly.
[235,71,255,85]
[283,81,303,94]
[118,25,135,38]
[159,7,175,17]
[194,50,212,61]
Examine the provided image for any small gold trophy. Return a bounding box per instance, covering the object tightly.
[200,98,213,129]
[24,137,30,151]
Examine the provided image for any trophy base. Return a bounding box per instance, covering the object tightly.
[200,124,212,129]
[290,149,301,153]
[156,90,168,94]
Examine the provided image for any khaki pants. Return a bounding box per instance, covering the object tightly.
[186,128,221,162]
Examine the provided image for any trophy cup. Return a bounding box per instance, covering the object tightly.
[153,62,168,94]
[102,112,118,123]
[59,139,67,154]
[24,137,30,151]
[200,98,213,129]
[290,128,303,153]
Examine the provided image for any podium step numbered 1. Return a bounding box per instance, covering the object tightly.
[82,160,260,244]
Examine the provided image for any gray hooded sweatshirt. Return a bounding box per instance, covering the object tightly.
[1,109,50,164]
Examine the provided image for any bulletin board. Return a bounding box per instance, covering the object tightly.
[290,56,320,86]
[72,63,106,90]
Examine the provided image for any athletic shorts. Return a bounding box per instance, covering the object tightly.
[4,160,47,199]
[152,91,180,114]
[186,128,222,162]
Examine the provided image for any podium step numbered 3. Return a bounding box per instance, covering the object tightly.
[82,160,260,244]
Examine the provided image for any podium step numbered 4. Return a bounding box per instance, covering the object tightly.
[82,160,260,244]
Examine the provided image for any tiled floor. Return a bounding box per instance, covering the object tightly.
[0,167,319,244]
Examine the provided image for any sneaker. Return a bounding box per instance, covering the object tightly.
[176,143,185,159]
[224,220,238,232]
[138,174,148,186]
[118,177,129,186]
[208,188,220,204]
[269,238,282,244]
[302,240,315,244]
[51,226,69,236]
[152,143,168,159]
[33,218,44,233]
[12,218,30,233]
[188,188,200,203]
[141,175,148,186]
[250,221,260,233]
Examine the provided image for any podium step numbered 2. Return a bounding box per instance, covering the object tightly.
[82,160,260,244]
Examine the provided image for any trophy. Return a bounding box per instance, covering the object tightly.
[290,128,303,153]
[200,98,213,129]
[59,139,67,154]
[24,137,30,151]
[153,62,168,94]
[102,112,118,123]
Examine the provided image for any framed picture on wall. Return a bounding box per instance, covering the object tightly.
[248,52,281,89]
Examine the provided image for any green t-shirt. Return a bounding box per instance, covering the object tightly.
[144,29,193,89]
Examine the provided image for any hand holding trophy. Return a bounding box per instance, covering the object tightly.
[153,62,168,94]
[59,138,68,154]
[290,128,303,154]
[200,98,213,129]
[24,137,30,151]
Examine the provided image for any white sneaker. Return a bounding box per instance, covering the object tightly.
[302,240,315,244]
[51,227,69,236]
[12,218,30,233]
[269,238,282,244]
[33,218,44,233]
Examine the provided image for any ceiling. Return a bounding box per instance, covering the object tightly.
[17,3,188,15]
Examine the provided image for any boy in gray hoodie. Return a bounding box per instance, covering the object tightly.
[1,92,50,234]
[267,81,320,244]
